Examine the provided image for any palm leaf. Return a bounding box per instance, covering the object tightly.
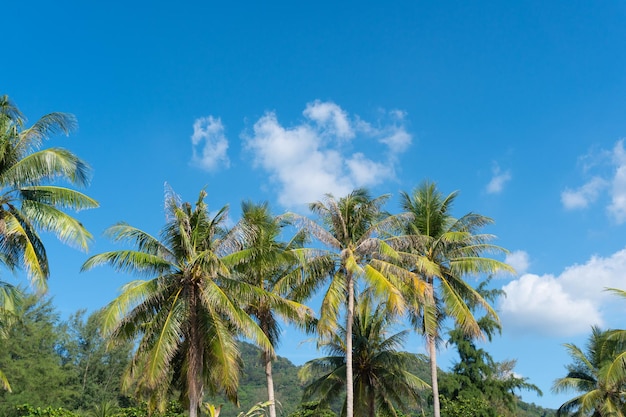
[21,200,93,250]
[2,148,91,186]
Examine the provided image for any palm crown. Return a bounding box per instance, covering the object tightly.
[0,95,98,291]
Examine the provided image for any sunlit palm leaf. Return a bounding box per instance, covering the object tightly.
[3,148,90,186]
[20,186,99,210]
[21,200,93,250]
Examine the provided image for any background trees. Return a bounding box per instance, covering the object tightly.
[439,279,541,417]
[299,295,428,417]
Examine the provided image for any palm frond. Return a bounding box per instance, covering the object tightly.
[3,148,91,187]
[21,200,94,250]
[82,250,174,276]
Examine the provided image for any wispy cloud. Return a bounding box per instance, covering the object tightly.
[190,116,230,171]
[486,164,511,194]
[244,101,412,207]
[499,248,626,337]
[505,250,530,275]
[562,139,626,223]
[561,177,607,209]
[608,140,626,223]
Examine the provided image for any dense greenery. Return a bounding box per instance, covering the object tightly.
[1,95,617,417]
[0,296,131,417]
[0,295,556,417]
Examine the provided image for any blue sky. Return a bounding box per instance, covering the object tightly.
[5,0,626,410]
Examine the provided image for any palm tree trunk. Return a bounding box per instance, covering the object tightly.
[368,387,376,417]
[264,350,277,417]
[428,334,440,417]
[346,273,355,417]
[188,287,204,417]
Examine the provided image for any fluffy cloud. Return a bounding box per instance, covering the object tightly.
[499,248,626,337]
[190,116,230,171]
[499,274,602,337]
[303,100,354,139]
[505,250,530,275]
[486,164,511,194]
[245,101,412,207]
[562,139,626,222]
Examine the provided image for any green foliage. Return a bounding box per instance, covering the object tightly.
[60,309,133,411]
[214,342,303,417]
[0,295,132,417]
[552,326,626,416]
[440,396,491,417]
[287,402,337,417]
[15,405,80,417]
[0,94,98,292]
[399,182,513,417]
[439,279,542,417]
[300,295,429,417]
[116,401,185,417]
[0,295,78,416]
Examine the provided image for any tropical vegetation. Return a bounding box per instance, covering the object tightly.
[398,182,513,417]
[81,188,294,417]
[0,95,98,292]
[4,94,609,417]
[289,189,414,417]
[299,293,429,417]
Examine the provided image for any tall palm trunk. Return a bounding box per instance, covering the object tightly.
[188,287,203,417]
[345,273,355,417]
[428,334,440,417]
[368,386,376,417]
[264,350,277,417]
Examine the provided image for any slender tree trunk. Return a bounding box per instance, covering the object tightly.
[368,387,376,417]
[264,350,277,417]
[428,334,440,417]
[188,287,204,417]
[346,273,354,417]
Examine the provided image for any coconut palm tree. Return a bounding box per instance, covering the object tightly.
[287,188,414,417]
[399,182,512,417]
[553,326,626,416]
[233,201,317,417]
[602,288,626,396]
[0,280,22,391]
[299,293,429,417]
[0,95,98,292]
[82,188,284,417]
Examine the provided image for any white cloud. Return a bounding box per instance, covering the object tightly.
[608,140,626,222]
[245,101,412,207]
[499,248,626,337]
[303,100,354,139]
[486,164,511,194]
[505,250,530,275]
[380,128,412,154]
[190,116,230,171]
[500,274,602,337]
[346,153,394,186]
[562,139,626,223]
[561,177,607,209]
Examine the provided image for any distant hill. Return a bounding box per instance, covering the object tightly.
[210,342,556,417]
